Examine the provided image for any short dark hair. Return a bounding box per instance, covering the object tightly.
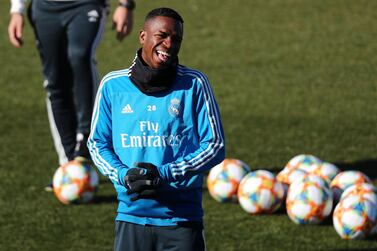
[145,7,184,24]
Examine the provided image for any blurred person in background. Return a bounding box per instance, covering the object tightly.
[8,0,136,190]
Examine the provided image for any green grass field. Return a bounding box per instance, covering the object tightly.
[1,0,377,250]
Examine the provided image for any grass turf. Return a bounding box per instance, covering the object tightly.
[0,0,377,250]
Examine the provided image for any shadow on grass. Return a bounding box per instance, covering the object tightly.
[92,194,117,204]
[273,204,288,215]
[334,159,377,180]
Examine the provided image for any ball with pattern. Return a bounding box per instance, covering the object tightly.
[237,170,285,214]
[277,168,307,199]
[207,158,250,202]
[341,183,377,205]
[284,154,322,172]
[309,162,340,184]
[330,171,372,202]
[277,168,307,186]
[299,173,330,189]
[53,160,99,204]
[333,195,377,240]
[286,178,333,224]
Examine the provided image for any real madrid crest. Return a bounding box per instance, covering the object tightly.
[168,98,181,117]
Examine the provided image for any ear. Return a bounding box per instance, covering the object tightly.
[139,30,146,45]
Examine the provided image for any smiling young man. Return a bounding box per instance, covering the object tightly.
[88,7,225,251]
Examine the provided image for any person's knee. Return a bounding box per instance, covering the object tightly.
[68,47,90,68]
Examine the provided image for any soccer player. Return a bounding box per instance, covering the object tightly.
[88,7,225,251]
[8,0,135,189]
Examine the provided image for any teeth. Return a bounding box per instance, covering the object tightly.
[157,50,170,57]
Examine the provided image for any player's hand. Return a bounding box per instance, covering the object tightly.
[8,13,24,47]
[124,163,161,201]
[128,188,158,202]
[112,6,133,41]
[125,163,161,193]
[125,170,159,201]
[134,162,161,182]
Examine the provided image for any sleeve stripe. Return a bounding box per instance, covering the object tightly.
[88,90,118,183]
[90,69,129,133]
[172,69,223,175]
[88,69,130,184]
[175,67,224,165]
[170,67,224,177]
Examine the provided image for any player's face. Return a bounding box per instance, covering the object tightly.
[140,16,183,69]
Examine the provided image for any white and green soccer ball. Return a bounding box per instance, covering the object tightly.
[207,158,250,202]
[237,170,285,214]
[53,160,99,204]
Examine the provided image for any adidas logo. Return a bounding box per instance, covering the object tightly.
[121,104,133,114]
[87,10,99,22]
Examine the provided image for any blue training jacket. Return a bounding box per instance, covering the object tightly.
[88,64,225,226]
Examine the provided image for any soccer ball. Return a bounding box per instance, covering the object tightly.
[238,170,285,214]
[330,171,372,202]
[284,154,322,172]
[53,160,99,204]
[309,162,340,184]
[297,173,330,189]
[333,195,377,239]
[276,168,307,199]
[277,168,307,186]
[286,177,333,224]
[207,158,250,202]
[340,183,377,205]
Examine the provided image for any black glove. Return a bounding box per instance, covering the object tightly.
[124,162,161,201]
[128,188,158,202]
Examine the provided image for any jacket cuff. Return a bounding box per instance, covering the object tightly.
[118,167,128,186]
[10,0,26,14]
[159,164,175,183]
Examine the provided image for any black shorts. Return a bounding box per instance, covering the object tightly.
[114,221,206,251]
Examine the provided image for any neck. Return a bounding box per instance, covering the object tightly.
[129,49,178,94]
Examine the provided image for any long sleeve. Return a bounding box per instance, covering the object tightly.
[10,0,27,13]
[159,70,225,182]
[87,75,128,186]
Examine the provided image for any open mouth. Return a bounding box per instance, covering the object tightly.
[156,50,171,63]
